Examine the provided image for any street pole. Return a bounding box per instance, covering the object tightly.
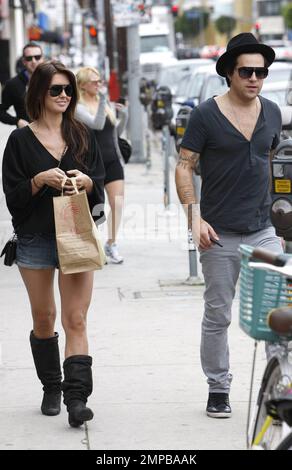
[81,10,86,66]
[104,0,114,70]
[200,0,206,47]
[145,106,151,170]
[184,204,204,286]
[63,0,69,54]
[127,23,144,163]
[199,12,205,47]
[163,125,171,208]
[96,0,106,71]
[9,0,25,78]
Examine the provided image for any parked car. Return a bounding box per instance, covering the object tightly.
[157,58,213,96]
[174,63,227,107]
[265,61,292,84]
[177,46,201,60]
[260,80,292,138]
[200,45,223,60]
[260,81,290,106]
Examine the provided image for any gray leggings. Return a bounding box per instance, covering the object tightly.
[199,226,282,393]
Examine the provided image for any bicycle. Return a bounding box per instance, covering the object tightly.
[239,244,292,450]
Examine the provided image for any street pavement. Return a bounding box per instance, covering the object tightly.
[0,122,266,450]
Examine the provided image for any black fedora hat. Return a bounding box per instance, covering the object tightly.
[216,32,275,77]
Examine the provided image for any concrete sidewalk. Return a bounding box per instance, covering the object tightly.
[0,127,266,450]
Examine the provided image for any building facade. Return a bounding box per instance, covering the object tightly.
[256,0,290,41]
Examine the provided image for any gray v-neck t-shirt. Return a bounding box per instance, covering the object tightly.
[181,96,282,233]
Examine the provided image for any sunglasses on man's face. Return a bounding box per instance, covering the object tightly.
[24,55,42,62]
[48,84,74,97]
[237,67,269,79]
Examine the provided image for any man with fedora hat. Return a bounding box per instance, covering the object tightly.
[175,33,283,418]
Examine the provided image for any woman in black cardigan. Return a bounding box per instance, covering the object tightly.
[2,61,105,428]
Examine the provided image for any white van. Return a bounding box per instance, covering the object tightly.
[139,6,176,81]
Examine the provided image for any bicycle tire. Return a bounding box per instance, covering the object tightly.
[250,356,284,449]
[275,430,292,450]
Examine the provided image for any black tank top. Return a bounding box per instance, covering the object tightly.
[94,117,119,163]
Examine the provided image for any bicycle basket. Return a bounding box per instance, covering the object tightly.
[239,244,292,342]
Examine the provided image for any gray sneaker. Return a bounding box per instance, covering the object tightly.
[105,242,124,264]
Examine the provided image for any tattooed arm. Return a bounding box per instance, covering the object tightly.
[175,147,199,204]
[175,147,219,249]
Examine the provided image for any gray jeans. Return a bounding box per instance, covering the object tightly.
[199,226,282,393]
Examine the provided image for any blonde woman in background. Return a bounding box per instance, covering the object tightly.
[76,67,128,264]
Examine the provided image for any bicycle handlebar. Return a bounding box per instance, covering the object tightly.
[251,248,290,267]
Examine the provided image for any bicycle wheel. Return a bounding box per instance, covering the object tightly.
[250,357,284,449]
[275,430,292,450]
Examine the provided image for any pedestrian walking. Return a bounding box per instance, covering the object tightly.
[2,61,105,428]
[175,33,283,418]
[75,67,127,264]
[0,41,44,128]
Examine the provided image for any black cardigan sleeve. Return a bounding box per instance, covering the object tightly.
[2,131,34,218]
[85,129,105,223]
[0,83,19,126]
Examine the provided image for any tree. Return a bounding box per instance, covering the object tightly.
[215,15,236,40]
[282,3,292,30]
[174,9,209,39]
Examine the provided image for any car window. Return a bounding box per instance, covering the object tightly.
[176,74,191,97]
[140,35,169,53]
[260,89,287,106]
[159,68,180,89]
[201,76,228,102]
[266,68,292,84]
[187,73,205,98]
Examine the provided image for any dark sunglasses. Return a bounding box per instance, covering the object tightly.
[24,55,42,62]
[48,84,74,97]
[237,67,269,79]
[89,79,102,85]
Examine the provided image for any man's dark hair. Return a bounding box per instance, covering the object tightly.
[22,42,43,57]
[224,56,238,87]
[224,53,269,87]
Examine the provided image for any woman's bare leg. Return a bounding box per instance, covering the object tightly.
[105,179,124,245]
[19,267,56,337]
[59,270,94,358]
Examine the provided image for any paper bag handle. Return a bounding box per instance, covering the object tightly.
[61,176,79,196]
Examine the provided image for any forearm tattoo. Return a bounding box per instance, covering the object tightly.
[177,149,200,170]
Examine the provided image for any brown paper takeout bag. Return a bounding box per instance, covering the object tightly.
[53,177,106,274]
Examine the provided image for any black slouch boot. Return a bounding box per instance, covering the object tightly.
[30,331,62,416]
[62,355,94,427]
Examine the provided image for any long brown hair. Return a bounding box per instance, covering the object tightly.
[26,60,89,165]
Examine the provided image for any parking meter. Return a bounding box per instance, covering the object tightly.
[270,139,292,240]
[139,77,154,108]
[175,105,200,175]
[151,85,173,130]
[175,105,193,153]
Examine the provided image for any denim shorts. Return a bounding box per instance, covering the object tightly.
[16,233,59,269]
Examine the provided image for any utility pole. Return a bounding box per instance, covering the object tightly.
[95,0,106,70]
[9,0,25,78]
[103,0,114,70]
[127,23,144,162]
[178,0,185,16]
[200,0,206,47]
[63,0,69,53]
